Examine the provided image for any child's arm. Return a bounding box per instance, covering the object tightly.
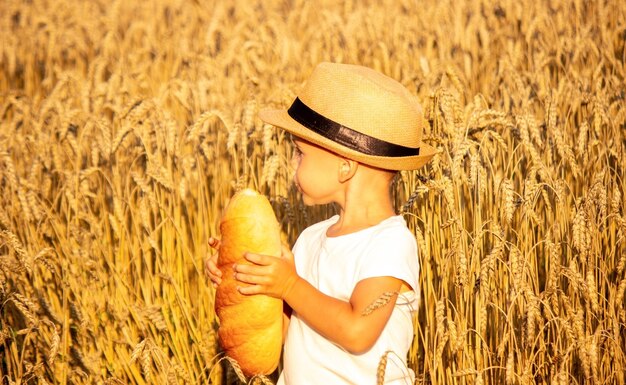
[234,247,404,354]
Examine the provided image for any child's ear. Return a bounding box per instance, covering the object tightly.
[338,159,358,182]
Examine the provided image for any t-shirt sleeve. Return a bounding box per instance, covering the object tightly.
[356,226,420,295]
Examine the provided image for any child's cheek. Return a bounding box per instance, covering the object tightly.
[290,155,299,171]
[295,175,304,194]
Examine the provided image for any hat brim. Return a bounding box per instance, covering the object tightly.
[259,108,438,171]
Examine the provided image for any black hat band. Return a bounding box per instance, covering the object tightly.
[287,97,420,157]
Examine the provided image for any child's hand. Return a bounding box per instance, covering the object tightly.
[204,237,222,287]
[234,244,299,299]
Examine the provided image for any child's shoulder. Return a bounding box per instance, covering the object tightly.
[300,214,414,242]
[368,215,414,240]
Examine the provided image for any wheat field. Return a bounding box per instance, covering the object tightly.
[1,0,625,384]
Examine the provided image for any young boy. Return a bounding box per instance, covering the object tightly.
[207,62,436,384]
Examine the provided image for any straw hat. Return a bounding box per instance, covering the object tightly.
[258,62,437,170]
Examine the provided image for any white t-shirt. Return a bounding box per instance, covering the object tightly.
[277,215,419,385]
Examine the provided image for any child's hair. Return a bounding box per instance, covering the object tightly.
[259,62,436,171]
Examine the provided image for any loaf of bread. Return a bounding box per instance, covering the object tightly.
[214,189,283,376]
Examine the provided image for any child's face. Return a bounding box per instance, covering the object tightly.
[291,139,343,206]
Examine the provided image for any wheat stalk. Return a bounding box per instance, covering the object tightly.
[376,350,391,385]
[361,292,399,316]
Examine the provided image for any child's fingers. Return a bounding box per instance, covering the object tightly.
[233,263,276,286]
[205,238,223,286]
[204,256,222,275]
[233,262,265,277]
[233,271,265,285]
[237,284,262,295]
[243,252,271,265]
[204,256,222,287]
[208,237,221,250]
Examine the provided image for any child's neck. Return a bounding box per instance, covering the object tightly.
[325,163,397,237]
[327,191,395,237]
